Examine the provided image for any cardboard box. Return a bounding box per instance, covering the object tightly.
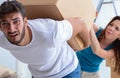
[17,0,96,50]
[110,67,120,78]
[106,58,120,78]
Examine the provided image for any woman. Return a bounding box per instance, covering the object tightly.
[76,16,120,78]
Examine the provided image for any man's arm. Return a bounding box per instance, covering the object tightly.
[67,17,90,49]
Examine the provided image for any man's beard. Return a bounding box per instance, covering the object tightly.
[7,25,26,46]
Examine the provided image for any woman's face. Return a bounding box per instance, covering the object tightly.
[105,20,120,41]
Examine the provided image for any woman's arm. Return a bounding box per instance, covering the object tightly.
[90,24,114,59]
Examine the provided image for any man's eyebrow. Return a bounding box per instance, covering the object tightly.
[1,18,20,22]
[11,18,20,20]
[1,20,8,22]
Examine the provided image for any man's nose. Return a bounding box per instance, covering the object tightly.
[8,23,16,32]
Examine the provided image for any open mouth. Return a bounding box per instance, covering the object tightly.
[9,33,18,39]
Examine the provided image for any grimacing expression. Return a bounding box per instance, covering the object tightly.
[0,12,27,45]
[105,20,120,41]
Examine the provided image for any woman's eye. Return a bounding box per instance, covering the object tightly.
[115,27,120,31]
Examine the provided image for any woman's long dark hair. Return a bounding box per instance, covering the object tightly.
[98,16,120,74]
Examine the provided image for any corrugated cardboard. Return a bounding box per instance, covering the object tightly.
[106,58,120,78]
[17,0,96,50]
[111,67,120,78]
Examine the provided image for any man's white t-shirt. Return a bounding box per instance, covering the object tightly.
[0,18,78,78]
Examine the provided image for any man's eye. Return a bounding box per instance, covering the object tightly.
[13,20,20,25]
[13,20,18,24]
[2,22,8,26]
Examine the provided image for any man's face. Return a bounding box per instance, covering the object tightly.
[0,12,27,45]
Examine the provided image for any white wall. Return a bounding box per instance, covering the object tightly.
[0,47,17,71]
[16,61,32,78]
[0,0,6,4]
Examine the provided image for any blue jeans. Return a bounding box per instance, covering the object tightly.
[62,63,81,78]
[32,63,81,78]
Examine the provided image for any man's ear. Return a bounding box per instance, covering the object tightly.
[0,26,1,31]
[24,17,27,22]
[23,17,28,26]
[0,20,2,31]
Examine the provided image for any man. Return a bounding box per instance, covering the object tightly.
[0,0,90,78]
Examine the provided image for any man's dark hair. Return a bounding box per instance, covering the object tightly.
[0,0,26,19]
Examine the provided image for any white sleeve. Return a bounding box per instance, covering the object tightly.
[52,20,73,44]
[29,18,73,46]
